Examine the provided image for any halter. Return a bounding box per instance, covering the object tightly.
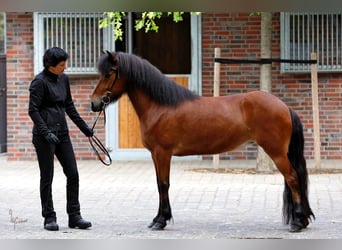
[101,66,120,105]
[88,67,120,166]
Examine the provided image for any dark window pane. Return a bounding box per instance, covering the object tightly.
[132,13,191,74]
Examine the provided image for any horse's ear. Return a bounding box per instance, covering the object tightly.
[106,50,113,60]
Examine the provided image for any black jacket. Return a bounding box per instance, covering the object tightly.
[28,69,90,137]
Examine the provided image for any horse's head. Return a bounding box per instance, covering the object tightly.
[91,51,126,112]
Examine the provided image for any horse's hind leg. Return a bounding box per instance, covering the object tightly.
[271,154,313,232]
[148,148,173,230]
[257,108,314,232]
[278,109,314,232]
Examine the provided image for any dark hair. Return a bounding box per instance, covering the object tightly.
[43,47,69,68]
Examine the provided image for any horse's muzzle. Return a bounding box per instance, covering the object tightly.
[91,101,103,112]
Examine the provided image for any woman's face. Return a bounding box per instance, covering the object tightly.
[48,61,67,75]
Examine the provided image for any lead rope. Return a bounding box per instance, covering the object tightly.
[88,105,112,166]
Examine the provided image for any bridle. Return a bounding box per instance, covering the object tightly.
[101,66,120,105]
[88,66,119,166]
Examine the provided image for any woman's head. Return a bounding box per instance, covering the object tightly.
[43,47,69,69]
[43,47,69,75]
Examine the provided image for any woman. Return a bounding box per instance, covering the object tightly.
[28,47,93,231]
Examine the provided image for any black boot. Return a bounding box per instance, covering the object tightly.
[69,215,92,229]
[44,217,59,231]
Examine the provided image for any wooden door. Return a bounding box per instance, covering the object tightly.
[118,76,189,149]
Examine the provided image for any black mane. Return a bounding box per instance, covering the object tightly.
[98,52,199,106]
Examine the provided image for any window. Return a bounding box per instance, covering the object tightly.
[281,12,342,73]
[115,12,191,74]
[0,12,5,54]
[34,12,114,74]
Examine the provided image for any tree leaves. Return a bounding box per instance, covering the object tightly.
[100,12,126,41]
[100,12,199,41]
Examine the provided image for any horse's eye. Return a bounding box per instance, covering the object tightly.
[104,73,111,79]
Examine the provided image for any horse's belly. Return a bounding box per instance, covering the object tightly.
[172,132,250,156]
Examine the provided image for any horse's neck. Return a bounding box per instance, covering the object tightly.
[126,86,157,119]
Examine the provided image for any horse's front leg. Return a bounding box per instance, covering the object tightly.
[148,149,173,230]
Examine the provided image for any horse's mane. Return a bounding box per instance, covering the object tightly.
[98,52,199,106]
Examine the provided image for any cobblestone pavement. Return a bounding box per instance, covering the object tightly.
[1,157,342,239]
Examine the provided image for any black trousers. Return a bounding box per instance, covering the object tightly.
[32,133,81,220]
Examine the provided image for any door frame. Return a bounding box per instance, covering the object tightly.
[0,54,7,153]
[106,14,202,160]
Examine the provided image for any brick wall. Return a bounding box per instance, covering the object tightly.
[202,12,342,160]
[6,12,342,161]
[6,13,104,161]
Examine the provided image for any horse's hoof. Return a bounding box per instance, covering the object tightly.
[147,220,156,228]
[151,222,166,230]
[289,224,303,233]
[148,220,166,230]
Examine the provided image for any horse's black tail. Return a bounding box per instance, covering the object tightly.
[283,109,315,225]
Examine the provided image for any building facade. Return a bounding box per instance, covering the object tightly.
[3,12,342,161]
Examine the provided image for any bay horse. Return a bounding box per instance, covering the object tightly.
[90,51,315,232]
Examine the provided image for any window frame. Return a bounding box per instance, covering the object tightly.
[33,12,115,75]
[281,12,342,73]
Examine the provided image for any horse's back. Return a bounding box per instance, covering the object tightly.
[218,90,290,119]
[243,90,288,109]
[238,91,290,118]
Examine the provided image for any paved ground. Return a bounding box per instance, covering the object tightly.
[1,155,342,239]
